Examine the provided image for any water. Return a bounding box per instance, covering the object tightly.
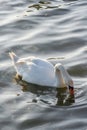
[0,0,87,130]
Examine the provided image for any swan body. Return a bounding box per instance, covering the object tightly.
[9,52,74,90]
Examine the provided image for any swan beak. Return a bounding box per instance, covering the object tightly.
[69,86,74,95]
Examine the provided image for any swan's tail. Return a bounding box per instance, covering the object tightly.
[9,52,19,64]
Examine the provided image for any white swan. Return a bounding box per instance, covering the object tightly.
[9,52,74,94]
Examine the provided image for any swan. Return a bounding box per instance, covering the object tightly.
[9,52,74,94]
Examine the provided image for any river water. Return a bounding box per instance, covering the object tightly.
[0,0,87,130]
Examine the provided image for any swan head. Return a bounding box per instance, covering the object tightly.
[68,80,74,95]
[55,63,74,95]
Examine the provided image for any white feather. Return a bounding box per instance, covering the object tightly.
[9,52,73,88]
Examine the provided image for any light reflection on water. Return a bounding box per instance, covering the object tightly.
[0,0,87,130]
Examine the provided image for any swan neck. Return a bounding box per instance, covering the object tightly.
[55,70,65,87]
[61,66,71,83]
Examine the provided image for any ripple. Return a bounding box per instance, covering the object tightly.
[0,0,87,130]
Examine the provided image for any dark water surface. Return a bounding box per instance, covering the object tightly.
[0,0,87,130]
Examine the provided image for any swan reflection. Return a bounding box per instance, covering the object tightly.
[15,76,75,106]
